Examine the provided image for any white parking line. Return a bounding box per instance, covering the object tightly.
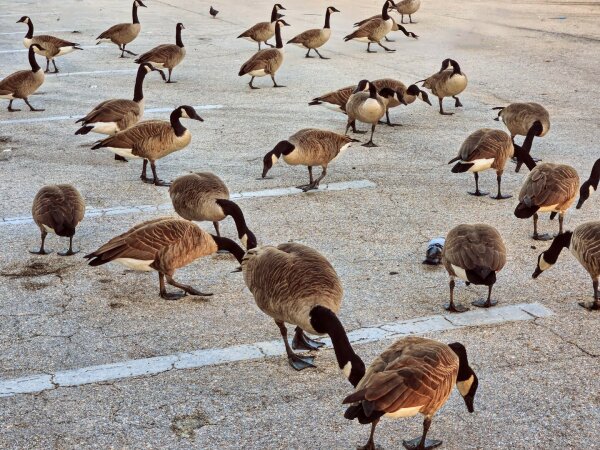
[0,303,553,397]
[0,180,376,226]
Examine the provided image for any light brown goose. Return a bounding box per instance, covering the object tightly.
[396,0,421,23]
[343,337,478,450]
[493,102,550,139]
[261,128,357,191]
[287,7,339,59]
[418,59,467,115]
[169,172,257,249]
[442,224,506,312]
[91,105,203,186]
[308,84,354,113]
[533,221,600,311]
[96,0,146,57]
[31,184,85,256]
[344,0,402,52]
[238,19,289,89]
[135,23,186,83]
[448,129,514,199]
[85,218,248,300]
[576,158,600,209]
[242,242,365,383]
[0,44,45,112]
[237,3,286,50]
[17,16,82,73]
[353,14,418,43]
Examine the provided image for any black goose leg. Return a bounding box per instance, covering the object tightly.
[299,167,327,192]
[24,98,44,112]
[30,230,51,255]
[490,173,511,199]
[275,321,315,370]
[403,417,442,450]
[115,154,128,162]
[445,278,469,312]
[362,124,378,147]
[380,109,400,127]
[359,419,380,450]
[44,58,50,73]
[166,68,176,83]
[150,161,170,186]
[119,45,126,58]
[305,48,313,58]
[579,279,600,310]
[159,273,186,300]
[271,74,285,88]
[258,42,262,50]
[410,14,416,23]
[468,173,488,196]
[140,159,153,183]
[366,43,376,53]
[265,40,275,48]
[314,49,329,59]
[292,326,325,350]
[52,60,59,73]
[58,236,79,256]
[296,166,315,191]
[401,14,406,24]
[472,285,498,308]
[439,98,452,115]
[377,41,396,52]
[7,100,21,112]
[384,35,395,42]
[167,274,213,297]
[123,45,137,56]
[453,96,463,107]
[350,120,367,134]
[558,213,564,234]
[532,213,553,241]
[249,76,259,89]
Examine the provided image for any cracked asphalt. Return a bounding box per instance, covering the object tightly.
[0,0,599,448]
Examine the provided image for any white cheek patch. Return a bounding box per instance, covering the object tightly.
[241,234,248,249]
[180,109,189,119]
[457,375,474,397]
[539,255,552,271]
[342,361,352,378]
[271,154,279,165]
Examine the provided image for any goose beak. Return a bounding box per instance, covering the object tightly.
[464,395,475,413]
[138,1,147,7]
[532,267,542,279]
[190,111,203,121]
[576,198,584,209]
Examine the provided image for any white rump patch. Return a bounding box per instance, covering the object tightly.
[56,46,76,56]
[107,147,139,159]
[43,224,56,234]
[385,406,423,418]
[114,258,154,272]
[451,264,468,282]
[248,69,267,77]
[467,158,495,173]
[0,93,15,99]
[91,122,119,135]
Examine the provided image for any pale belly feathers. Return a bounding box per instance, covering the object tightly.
[445,74,468,96]
[115,258,155,272]
[538,204,560,213]
[357,98,384,122]
[467,158,495,173]
[385,406,424,419]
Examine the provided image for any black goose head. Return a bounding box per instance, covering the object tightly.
[532,231,573,279]
[177,105,203,121]
[327,6,340,13]
[276,18,291,27]
[353,79,370,94]
[176,22,185,30]
[16,16,30,24]
[135,0,147,7]
[274,3,286,11]
[449,342,478,413]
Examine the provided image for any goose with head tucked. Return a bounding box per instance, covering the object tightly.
[17,16,82,73]
[576,158,600,209]
[237,3,286,50]
[91,105,203,186]
[135,23,186,83]
[0,44,45,112]
[96,0,147,57]
[242,242,365,383]
[418,59,467,115]
[343,337,478,450]
[85,218,249,300]
[344,0,403,53]
[287,6,339,59]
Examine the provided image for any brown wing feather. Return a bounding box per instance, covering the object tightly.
[238,22,273,42]
[457,129,513,169]
[32,185,85,237]
[345,18,386,40]
[443,224,506,272]
[572,222,600,278]
[169,172,229,222]
[94,120,173,156]
[239,49,282,76]
[80,99,140,125]
[519,163,579,208]
[311,85,354,111]
[136,44,184,67]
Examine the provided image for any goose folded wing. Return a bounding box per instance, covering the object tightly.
[288,29,320,44]
[240,49,279,74]
[137,44,177,63]
[97,23,130,39]
[83,99,138,123]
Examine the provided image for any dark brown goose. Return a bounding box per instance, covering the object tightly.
[85,218,248,300]
[343,337,478,450]
[287,6,339,59]
[169,172,257,249]
[17,16,82,73]
[533,221,600,310]
[344,0,405,53]
[418,59,467,115]
[242,242,365,383]
[0,44,45,112]
[31,184,85,256]
[442,224,506,312]
[237,3,286,50]
[135,23,186,83]
[576,158,600,209]
[261,128,357,191]
[353,14,418,43]
[96,0,146,57]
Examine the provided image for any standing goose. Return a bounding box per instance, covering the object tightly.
[261,128,357,191]
[353,14,418,42]
[169,172,257,249]
[343,0,401,53]
[442,224,506,312]
[533,221,600,311]
[343,337,478,450]
[448,129,514,199]
[492,102,550,140]
[91,105,203,186]
[96,0,147,57]
[135,23,186,83]
[238,19,289,89]
[31,184,85,256]
[396,0,421,23]
[242,242,366,384]
[85,218,248,300]
[17,16,82,73]
[576,158,600,209]
[286,6,339,59]
[418,59,467,115]
[237,3,286,50]
[0,44,45,112]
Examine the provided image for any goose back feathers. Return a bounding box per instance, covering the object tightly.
[494,102,550,138]
[516,163,579,215]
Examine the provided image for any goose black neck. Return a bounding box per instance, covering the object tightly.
[175,26,184,47]
[368,82,377,99]
[310,305,365,387]
[132,66,147,102]
[451,60,461,75]
[544,232,573,264]
[449,343,472,382]
[587,158,600,187]
[275,23,283,48]
[216,199,249,239]
[28,46,40,72]
[24,20,34,39]
[211,235,246,263]
[381,2,391,20]
[324,9,332,28]
[170,110,186,137]
[270,5,279,22]
[132,2,140,24]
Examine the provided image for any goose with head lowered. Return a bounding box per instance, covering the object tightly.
[85,218,250,300]
[576,158,600,209]
[242,242,365,384]
[344,0,405,53]
[135,23,186,83]
[418,59,467,115]
[533,221,600,311]
[287,6,339,59]
[343,337,478,450]
[238,19,289,89]
[353,14,418,43]
[261,128,357,191]
[96,0,147,57]
[0,44,45,112]
[91,105,203,186]
[169,172,257,249]
[237,3,286,50]
[17,16,82,73]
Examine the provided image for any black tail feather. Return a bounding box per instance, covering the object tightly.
[514,202,539,219]
[451,162,473,173]
[75,125,93,135]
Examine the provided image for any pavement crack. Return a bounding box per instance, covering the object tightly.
[532,321,597,358]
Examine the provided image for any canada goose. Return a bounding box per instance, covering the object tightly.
[343,337,478,450]
[344,0,402,52]
[396,0,421,23]
[17,16,82,73]
[210,6,219,18]
[169,172,257,249]
[308,84,354,113]
[442,224,506,311]
[85,218,248,300]
[353,14,418,43]
[448,129,514,199]
[287,6,339,59]
[533,221,600,311]
[31,184,85,256]
[238,19,289,89]
[241,242,366,383]
[96,0,147,58]
[75,63,166,162]
[576,158,600,209]
[0,44,45,112]
[237,3,286,50]
[135,23,186,83]
[418,59,467,115]
[492,102,550,140]
[91,105,203,186]
[261,128,357,191]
